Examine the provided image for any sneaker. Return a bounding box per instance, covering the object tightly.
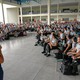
[44,53,47,55]
[34,44,38,46]
[42,51,45,54]
[46,54,51,57]
[72,72,79,75]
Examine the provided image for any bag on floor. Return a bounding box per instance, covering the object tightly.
[55,53,63,59]
[55,47,64,59]
[60,60,72,75]
[72,61,78,75]
[5,34,9,40]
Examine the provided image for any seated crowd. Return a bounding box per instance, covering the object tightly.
[35,21,80,75]
[0,23,27,41]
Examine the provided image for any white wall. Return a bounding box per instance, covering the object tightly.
[7,8,19,24]
[0,3,18,23]
[0,3,3,22]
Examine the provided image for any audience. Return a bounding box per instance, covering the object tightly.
[0,21,80,76]
[35,21,80,75]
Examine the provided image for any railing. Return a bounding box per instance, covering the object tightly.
[3,0,21,5]
[3,0,42,4]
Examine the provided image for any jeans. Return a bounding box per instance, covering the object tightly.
[43,42,48,52]
[0,64,4,80]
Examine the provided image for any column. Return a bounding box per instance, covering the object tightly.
[47,0,51,25]
[31,6,32,22]
[77,2,80,21]
[20,7,23,24]
[17,7,20,24]
[78,2,79,13]
[1,0,5,24]
[57,0,59,23]
[31,16,32,23]
[40,5,41,21]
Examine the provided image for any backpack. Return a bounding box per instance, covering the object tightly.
[60,60,72,75]
[60,59,78,75]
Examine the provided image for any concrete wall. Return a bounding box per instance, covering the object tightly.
[7,8,19,24]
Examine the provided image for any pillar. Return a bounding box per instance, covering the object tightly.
[31,6,32,22]
[40,5,41,21]
[20,7,23,24]
[57,3,59,23]
[47,0,51,25]
[1,0,5,24]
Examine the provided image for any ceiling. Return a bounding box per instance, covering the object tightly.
[2,0,80,5]
[3,0,41,4]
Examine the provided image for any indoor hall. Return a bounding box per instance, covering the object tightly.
[0,0,80,80]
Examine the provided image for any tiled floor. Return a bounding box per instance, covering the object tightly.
[0,32,80,80]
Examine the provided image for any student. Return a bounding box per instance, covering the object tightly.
[70,36,80,60]
[35,30,41,46]
[65,36,80,60]
[0,45,4,80]
[59,30,65,40]
[67,37,77,56]
[70,29,76,37]
[41,32,54,54]
[59,30,65,44]
[45,34,58,57]
[69,36,80,75]
[63,35,72,53]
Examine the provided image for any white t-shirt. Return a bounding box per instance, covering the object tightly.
[49,35,52,40]
[40,29,43,34]
[76,43,80,53]
[0,31,3,37]
[70,31,76,36]
[67,30,70,34]
[52,39,57,44]
[60,33,65,39]
[48,28,51,32]
[64,30,69,35]
[67,39,72,45]
[45,27,49,31]
[72,42,76,49]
